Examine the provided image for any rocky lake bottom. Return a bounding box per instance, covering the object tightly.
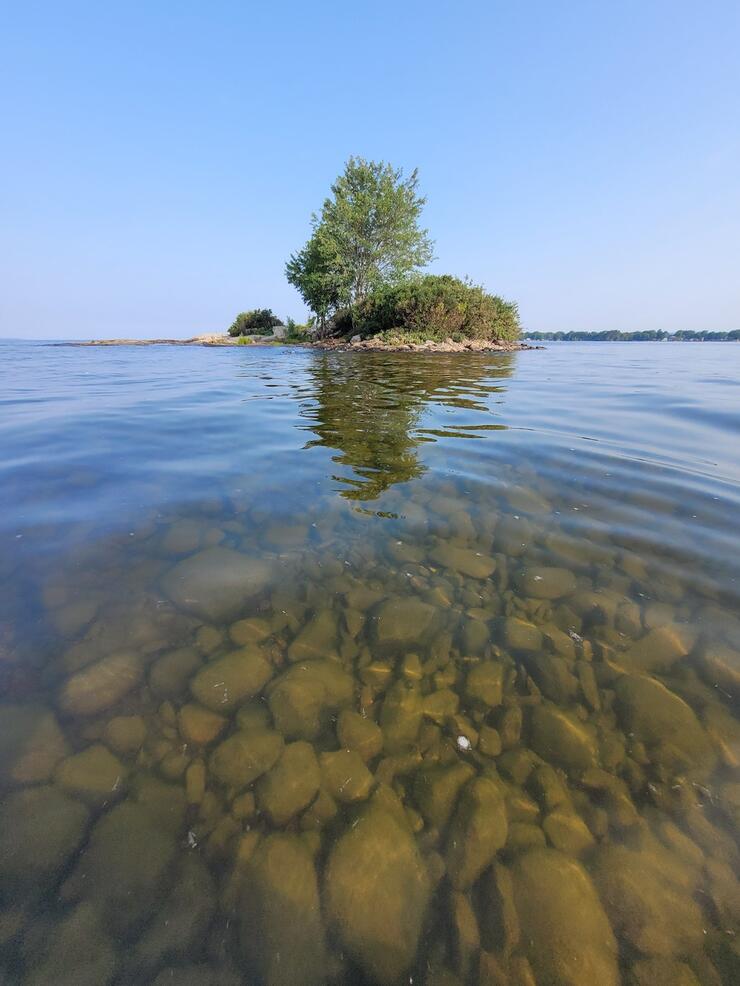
[0,340,739,986]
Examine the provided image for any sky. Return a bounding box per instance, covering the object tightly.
[1,1,739,339]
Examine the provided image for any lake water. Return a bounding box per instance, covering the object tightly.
[0,340,739,986]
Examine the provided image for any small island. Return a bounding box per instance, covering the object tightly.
[81,158,527,353]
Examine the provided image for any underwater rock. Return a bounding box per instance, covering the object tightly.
[697,641,740,699]
[628,957,702,986]
[423,688,460,724]
[320,749,374,803]
[478,861,520,955]
[500,617,542,653]
[268,660,353,740]
[619,625,696,674]
[614,674,716,773]
[325,802,431,983]
[240,833,327,986]
[523,654,579,704]
[54,743,126,806]
[430,543,496,579]
[103,715,146,756]
[151,966,242,986]
[336,709,383,761]
[160,518,209,556]
[256,741,321,824]
[511,848,619,986]
[229,616,271,646]
[287,609,338,661]
[542,809,594,856]
[465,662,504,708]
[22,901,117,986]
[190,647,272,712]
[592,839,705,957]
[149,647,202,699]
[414,762,476,831]
[371,596,438,649]
[450,890,480,980]
[516,566,577,600]
[0,786,89,899]
[380,680,424,752]
[446,777,508,889]
[497,704,523,749]
[0,704,69,785]
[130,854,216,973]
[61,800,177,935]
[161,546,274,622]
[209,730,283,790]
[529,704,598,772]
[178,703,227,746]
[58,651,142,717]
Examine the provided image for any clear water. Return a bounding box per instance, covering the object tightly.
[0,340,738,986]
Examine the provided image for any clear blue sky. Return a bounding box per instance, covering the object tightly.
[2,1,738,338]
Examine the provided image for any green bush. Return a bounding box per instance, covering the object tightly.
[343,276,520,342]
[228,309,284,337]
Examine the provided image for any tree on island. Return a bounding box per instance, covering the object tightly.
[286,157,434,333]
[228,309,284,337]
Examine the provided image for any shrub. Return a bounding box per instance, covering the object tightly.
[345,276,520,343]
[228,309,284,337]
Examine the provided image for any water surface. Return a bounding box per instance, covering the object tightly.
[0,341,739,985]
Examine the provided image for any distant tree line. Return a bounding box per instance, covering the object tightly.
[525,329,740,342]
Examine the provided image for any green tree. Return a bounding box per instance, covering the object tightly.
[285,227,348,336]
[286,157,434,326]
[228,309,283,336]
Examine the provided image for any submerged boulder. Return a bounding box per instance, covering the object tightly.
[22,901,117,986]
[618,625,696,674]
[430,543,496,579]
[54,743,126,806]
[268,660,353,740]
[592,838,705,958]
[516,566,577,600]
[414,762,476,831]
[371,596,438,650]
[512,848,619,986]
[529,704,598,772]
[61,800,177,935]
[58,652,142,717]
[446,777,508,889]
[0,704,69,785]
[325,802,431,983]
[380,680,424,753]
[614,674,716,774]
[256,741,321,824]
[130,854,216,974]
[0,786,89,900]
[209,730,283,790]
[161,547,273,622]
[287,609,338,661]
[240,834,327,986]
[190,648,272,712]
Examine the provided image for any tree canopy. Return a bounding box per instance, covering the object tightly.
[286,157,434,330]
[228,309,283,337]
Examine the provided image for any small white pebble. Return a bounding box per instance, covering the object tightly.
[457,735,471,751]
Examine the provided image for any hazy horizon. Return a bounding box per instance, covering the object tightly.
[2,1,739,340]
